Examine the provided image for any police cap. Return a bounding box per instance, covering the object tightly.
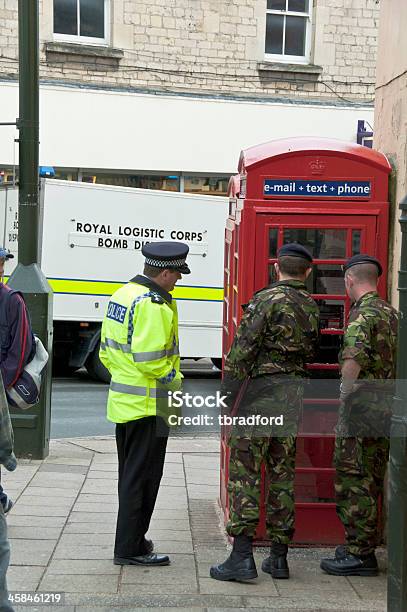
[0,247,13,261]
[342,254,382,277]
[142,241,191,274]
[278,243,313,263]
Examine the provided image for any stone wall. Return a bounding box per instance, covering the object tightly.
[0,0,380,102]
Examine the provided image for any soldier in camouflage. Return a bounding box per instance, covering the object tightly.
[320,254,398,577]
[210,243,319,582]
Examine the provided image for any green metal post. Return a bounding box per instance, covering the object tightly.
[388,194,407,611]
[7,0,53,459]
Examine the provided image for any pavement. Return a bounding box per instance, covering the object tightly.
[2,435,387,611]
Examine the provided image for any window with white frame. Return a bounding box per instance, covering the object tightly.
[53,0,109,44]
[265,0,312,63]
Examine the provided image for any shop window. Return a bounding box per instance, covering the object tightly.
[184,176,229,197]
[81,173,180,192]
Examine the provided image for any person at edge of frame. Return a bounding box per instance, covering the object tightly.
[210,243,319,582]
[320,254,398,576]
[0,247,34,516]
[99,241,190,567]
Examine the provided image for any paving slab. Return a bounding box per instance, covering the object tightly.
[39,573,119,593]
[88,464,118,472]
[81,471,117,479]
[7,526,63,540]
[38,463,88,474]
[75,494,117,504]
[16,486,79,498]
[14,607,75,612]
[52,544,113,560]
[58,533,115,547]
[187,484,219,499]
[68,512,117,523]
[146,529,192,542]
[63,522,116,535]
[244,596,385,610]
[71,503,118,513]
[62,593,244,608]
[10,504,71,517]
[150,540,194,553]
[9,539,57,566]
[121,554,196,584]
[6,515,67,528]
[7,565,44,591]
[46,559,120,575]
[199,576,278,596]
[16,495,75,508]
[80,479,118,494]
[120,582,199,595]
[43,457,92,467]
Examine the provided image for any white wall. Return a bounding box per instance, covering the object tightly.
[0,81,374,174]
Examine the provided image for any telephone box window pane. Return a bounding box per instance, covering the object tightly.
[269,263,277,285]
[283,229,346,259]
[318,300,344,330]
[352,230,361,255]
[268,0,286,9]
[285,16,306,56]
[269,228,278,257]
[54,0,77,35]
[266,14,284,55]
[233,290,238,321]
[306,265,345,295]
[80,0,105,38]
[288,0,309,12]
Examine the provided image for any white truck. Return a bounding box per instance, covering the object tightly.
[0,179,229,381]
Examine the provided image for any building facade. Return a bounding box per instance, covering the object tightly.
[0,0,380,190]
[374,0,407,304]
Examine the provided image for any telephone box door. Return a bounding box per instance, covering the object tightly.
[254,212,377,543]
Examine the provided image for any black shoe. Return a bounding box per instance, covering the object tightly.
[113,553,170,566]
[262,543,289,579]
[143,538,154,554]
[320,551,378,576]
[210,535,258,582]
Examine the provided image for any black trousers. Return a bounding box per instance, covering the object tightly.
[114,416,168,558]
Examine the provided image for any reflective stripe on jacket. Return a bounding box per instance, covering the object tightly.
[100,279,181,423]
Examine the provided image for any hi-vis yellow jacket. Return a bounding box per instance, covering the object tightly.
[100,275,182,423]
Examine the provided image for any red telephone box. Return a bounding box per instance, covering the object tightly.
[220,137,391,545]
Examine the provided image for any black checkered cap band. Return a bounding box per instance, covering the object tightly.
[145,257,186,268]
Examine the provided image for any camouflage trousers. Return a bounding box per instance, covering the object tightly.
[334,436,389,556]
[226,435,297,543]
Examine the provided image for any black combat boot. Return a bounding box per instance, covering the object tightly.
[320,550,378,576]
[210,535,258,581]
[261,543,289,579]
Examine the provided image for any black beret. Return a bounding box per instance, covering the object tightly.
[278,243,313,263]
[342,254,382,277]
[142,241,191,274]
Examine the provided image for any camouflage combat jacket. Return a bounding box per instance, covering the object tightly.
[340,291,398,380]
[225,279,319,381]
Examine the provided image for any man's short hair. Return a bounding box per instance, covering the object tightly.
[278,255,311,277]
[346,263,378,284]
[143,263,164,278]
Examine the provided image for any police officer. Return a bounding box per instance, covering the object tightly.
[320,255,398,576]
[100,241,190,567]
[210,244,319,581]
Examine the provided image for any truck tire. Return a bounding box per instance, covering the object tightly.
[85,341,111,384]
[211,358,223,371]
